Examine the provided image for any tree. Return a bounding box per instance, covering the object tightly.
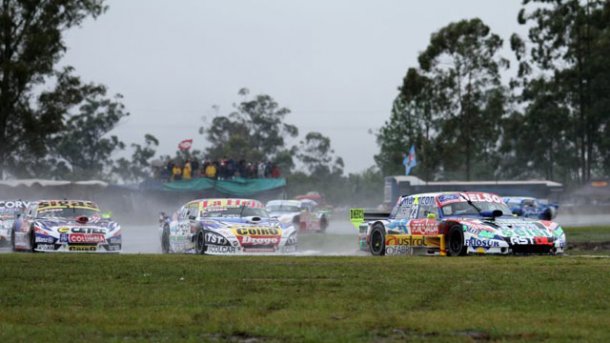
[0,0,107,178]
[418,18,509,180]
[114,134,159,183]
[297,131,344,177]
[6,67,128,180]
[201,88,298,171]
[515,0,610,182]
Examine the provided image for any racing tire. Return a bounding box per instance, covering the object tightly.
[161,225,170,254]
[10,228,16,252]
[29,228,38,253]
[194,229,206,255]
[369,224,386,256]
[446,225,467,256]
[319,216,328,233]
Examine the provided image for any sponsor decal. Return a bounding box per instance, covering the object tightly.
[233,227,281,236]
[385,234,441,248]
[69,245,97,251]
[205,232,228,245]
[240,236,280,245]
[408,219,438,235]
[58,227,70,233]
[201,199,264,209]
[35,235,55,243]
[38,200,99,210]
[465,237,501,248]
[36,244,55,251]
[0,200,30,209]
[232,227,281,247]
[510,236,554,245]
[385,245,412,255]
[438,192,503,205]
[501,226,552,238]
[68,233,106,244]
[207,245,237,253]
[71,227,106,234]
[437,194,460,203]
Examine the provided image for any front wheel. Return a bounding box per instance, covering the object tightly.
[369,224,386,256]
[29,228,38,253]
[161,225,170,254]
[194,229,206,255]
[446,225,467,256]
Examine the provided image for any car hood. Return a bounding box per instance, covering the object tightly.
[36,217,118,235]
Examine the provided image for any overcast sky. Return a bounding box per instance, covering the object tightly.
[62,0,525,173]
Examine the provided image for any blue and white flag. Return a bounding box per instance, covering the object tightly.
[402,145,417,175]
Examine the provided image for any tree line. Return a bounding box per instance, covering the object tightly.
[376,0,610,185]
[1,0,608,206]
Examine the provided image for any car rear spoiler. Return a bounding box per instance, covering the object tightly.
[349,208,391,230]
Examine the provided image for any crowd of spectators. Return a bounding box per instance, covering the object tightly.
[158,158,282,182]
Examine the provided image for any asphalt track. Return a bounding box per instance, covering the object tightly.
[1,214,608,255]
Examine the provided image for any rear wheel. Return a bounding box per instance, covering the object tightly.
[369,224,386,256]
[194,229,206,255]
[447,225,466,256]
[161,225,170,254]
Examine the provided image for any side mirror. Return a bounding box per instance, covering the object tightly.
[427,213,437,220]
[188,215,197,220]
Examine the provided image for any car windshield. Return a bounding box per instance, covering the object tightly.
[37,207,100,218]
[441,201,512,217]
[202,206,269,218]
[266,205,301,213]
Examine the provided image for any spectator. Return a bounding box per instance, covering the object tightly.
[271,164,281,178]
[265,161,272,178]
[183,160,192,180]
[257,161,266,178]
[205,162,217,179]
[166,160,175,181]
[172,163,182,181]
[247,162,257,178]
[227,158,236,179]
[191,159,200,178]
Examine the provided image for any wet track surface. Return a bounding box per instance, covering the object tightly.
[2,215,608,255]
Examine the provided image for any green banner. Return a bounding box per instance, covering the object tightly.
[163,177,286,196]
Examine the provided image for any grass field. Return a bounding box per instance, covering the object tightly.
[1,253,609,342]
[564,226,610,256]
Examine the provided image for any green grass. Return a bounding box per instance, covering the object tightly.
[1,255,609,342]
[564,226,610,243]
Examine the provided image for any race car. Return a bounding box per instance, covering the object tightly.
[160,198,297,255]
[266,199,328,233]
[11,200,122,253]
[0,200,29,246]
[351,192,566,256]
[503,196,559,220]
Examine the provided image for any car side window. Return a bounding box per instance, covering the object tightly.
[394,199,412,220]
[178,206,188,220]
[417,204,437,219]
[187,203,199,219]
[27,204,36,218]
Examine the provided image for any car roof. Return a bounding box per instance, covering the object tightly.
[189,198,264,209]
[266,200,302,206]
